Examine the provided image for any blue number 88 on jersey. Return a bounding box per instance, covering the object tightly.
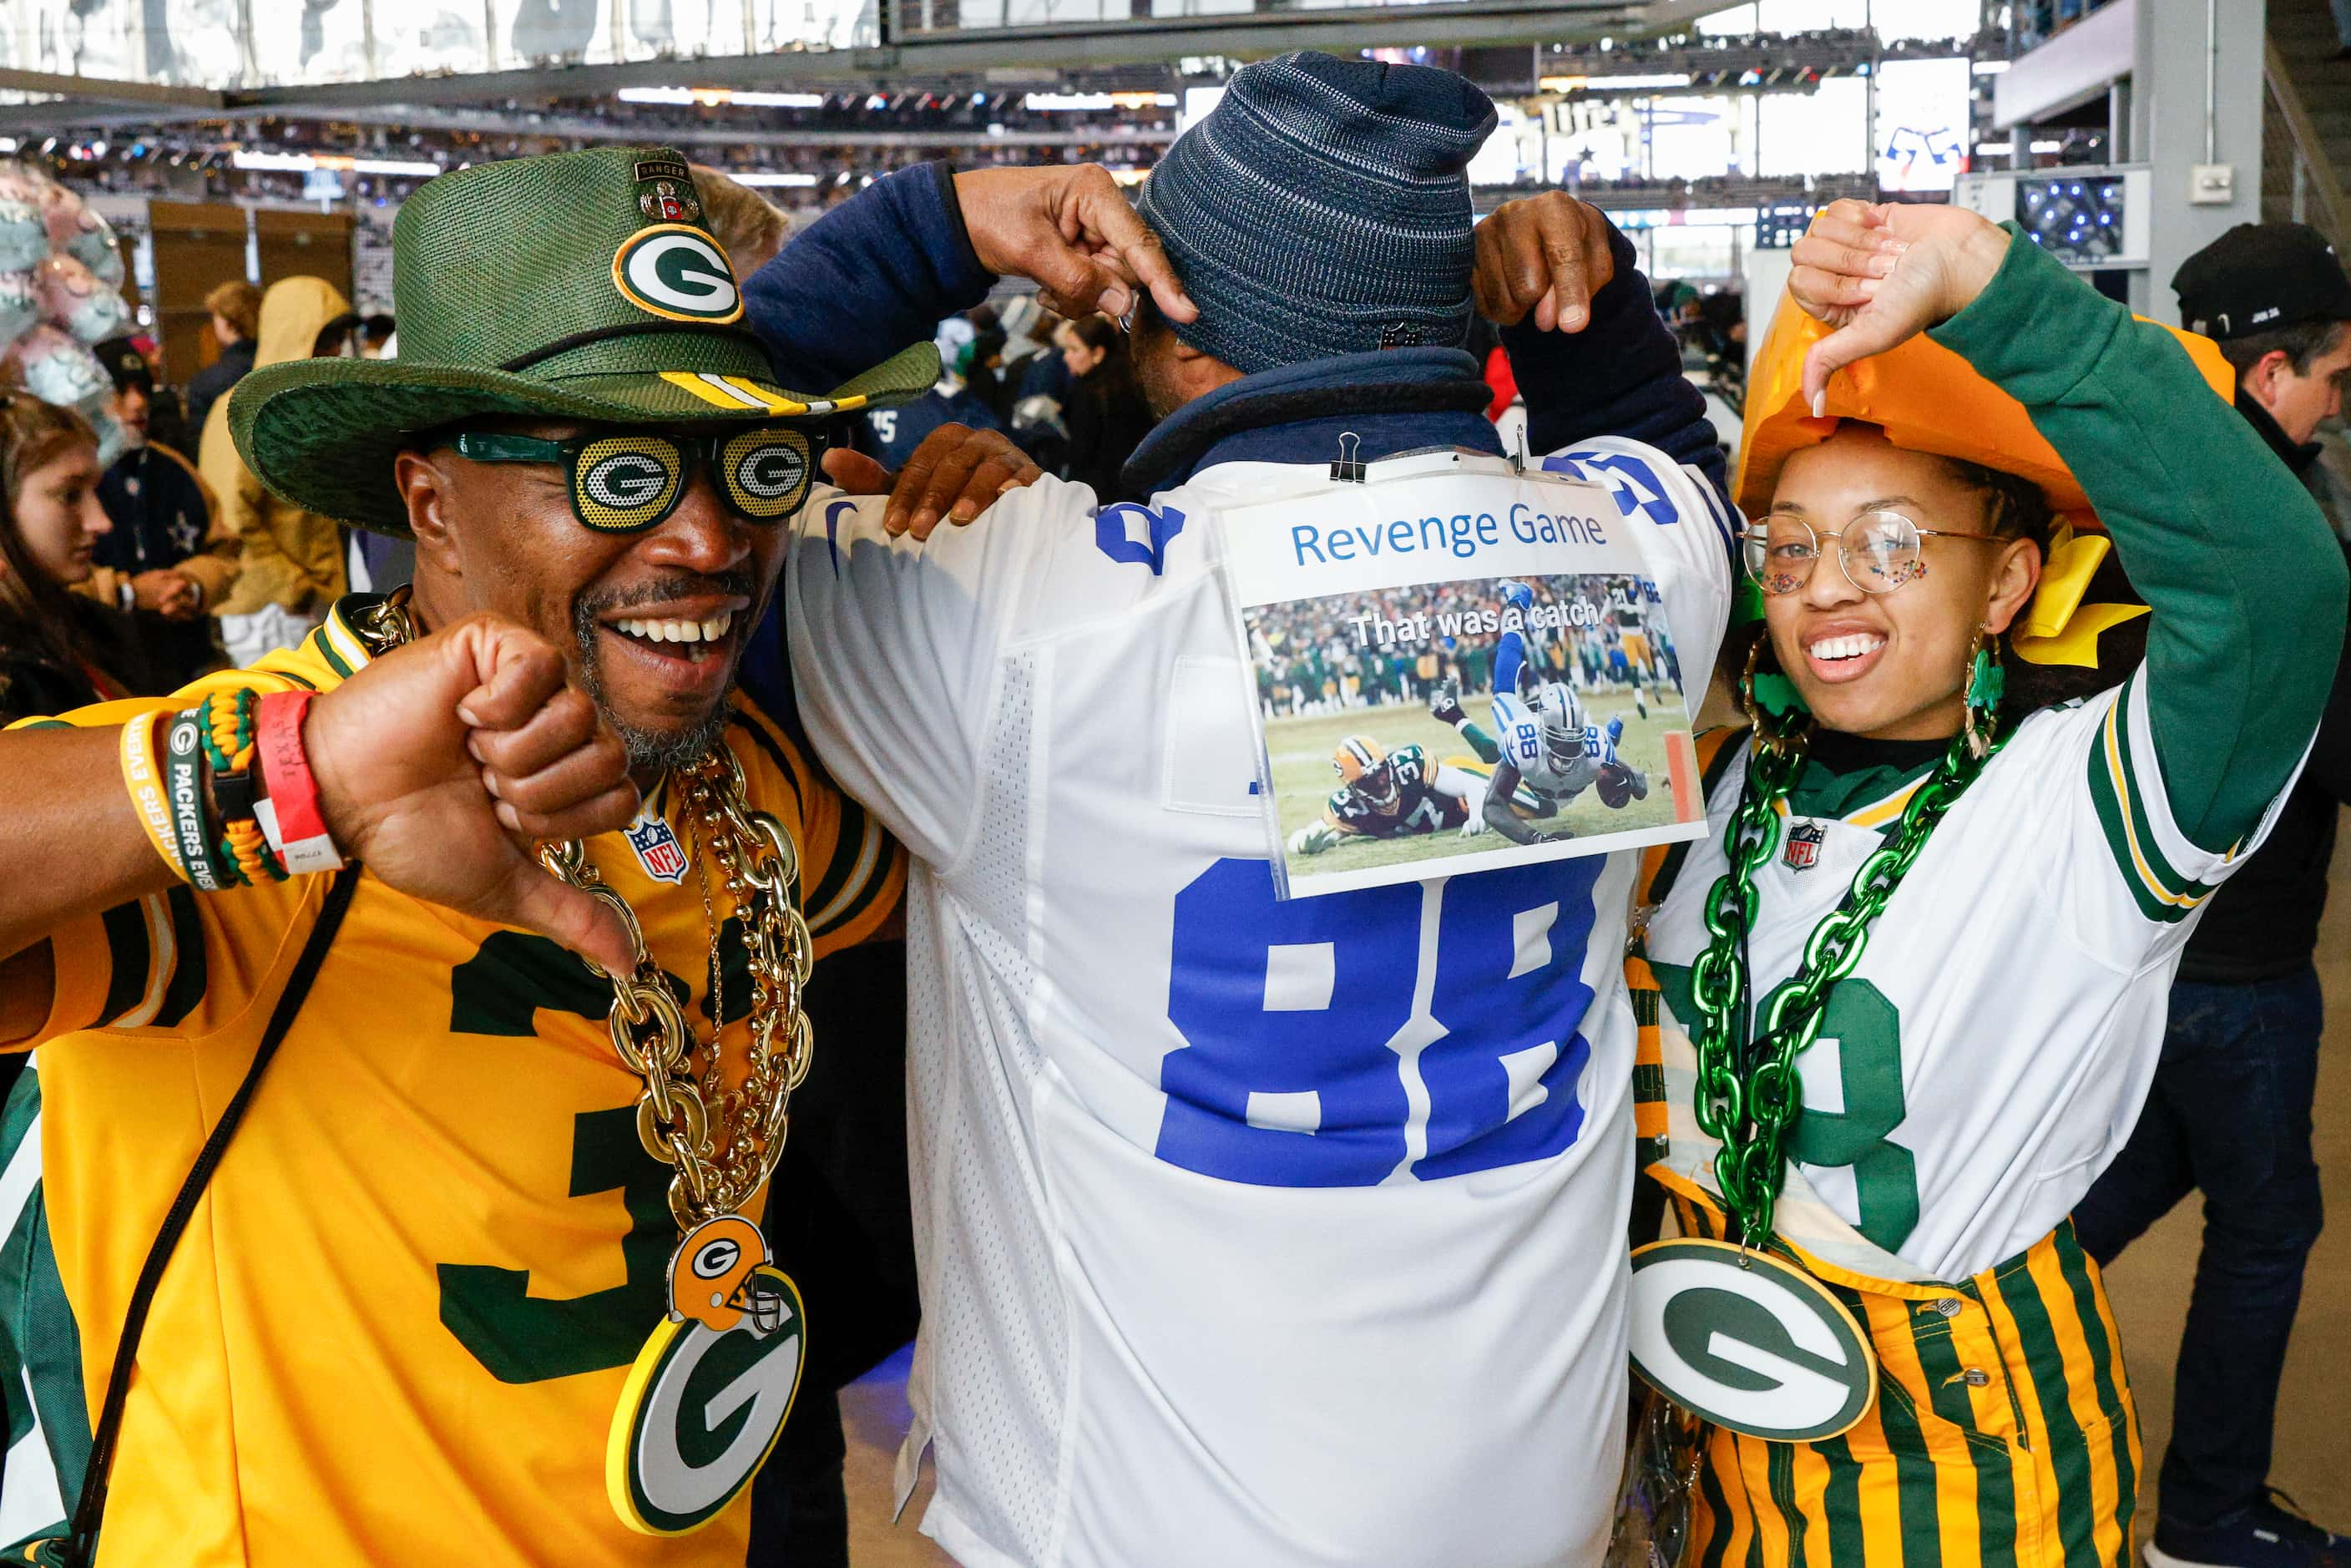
[1156,857,1602,1187]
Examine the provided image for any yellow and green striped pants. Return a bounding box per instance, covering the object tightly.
[1662,1190,2142,1568]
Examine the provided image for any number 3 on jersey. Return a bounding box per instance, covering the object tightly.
[1159,857,1601,1186]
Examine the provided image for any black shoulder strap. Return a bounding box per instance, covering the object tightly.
[63,864,363,1567]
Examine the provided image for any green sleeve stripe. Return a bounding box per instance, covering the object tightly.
[807,819,897,941]
[2106,680,2201,894]
[2089,688,2210,922]
[0,1078,92,1527]
[2086,739,2194,924]
[96,902,151,1027]
[9,721,68,731]
[311,624,355,680]
[801,792,867,918]
[154,885,209,1028]
[726,711,806,818]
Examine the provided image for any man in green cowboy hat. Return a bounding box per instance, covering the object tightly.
[0,144,1079,1565]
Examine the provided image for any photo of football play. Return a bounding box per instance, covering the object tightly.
[1245,573,1699,885]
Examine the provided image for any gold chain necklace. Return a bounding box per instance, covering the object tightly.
[347,587,816,1535]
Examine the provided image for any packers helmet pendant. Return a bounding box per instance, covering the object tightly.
[607,1214,806,1535]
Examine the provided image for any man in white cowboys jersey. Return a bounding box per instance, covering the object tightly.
[1286,734,1490,855]
[746,53,1737,1567]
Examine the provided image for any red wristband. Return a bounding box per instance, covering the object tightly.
[253,690,344,873]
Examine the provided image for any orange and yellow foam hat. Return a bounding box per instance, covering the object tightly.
[1732,286,2236,667]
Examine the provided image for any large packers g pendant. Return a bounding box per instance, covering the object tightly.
[608,1215,806,1535]
[1627,1238,1877,1443]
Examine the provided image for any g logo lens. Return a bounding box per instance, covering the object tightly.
[721,428,811,521]
[692,1238,742,1280]
[573,436,682,531]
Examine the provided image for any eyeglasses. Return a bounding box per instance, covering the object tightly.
[452,423,824,534]
[1741,509,2007,597]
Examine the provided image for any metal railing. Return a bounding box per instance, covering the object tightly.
[2264,36,2349,250]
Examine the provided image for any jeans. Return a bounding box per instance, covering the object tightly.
[2073,965,2327,1530]
[2335,0,2351,51]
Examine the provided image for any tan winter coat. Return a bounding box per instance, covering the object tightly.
[201,276,352,615]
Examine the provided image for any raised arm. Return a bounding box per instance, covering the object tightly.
[1476,195,1729,502]
[745,161,1194,397]
[0,619,641,1040]
[743,164,994,395]
[1793,201,2351,851]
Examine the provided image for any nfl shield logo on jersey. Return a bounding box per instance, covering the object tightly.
[625,812,690,884]
[1783,822,1825,871]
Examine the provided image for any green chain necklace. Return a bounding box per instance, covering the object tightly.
[1685,665,2007,1249]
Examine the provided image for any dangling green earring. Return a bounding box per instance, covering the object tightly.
[1963,626,2005,759]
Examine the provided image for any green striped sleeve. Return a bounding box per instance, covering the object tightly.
[0,1068,91,1553]
[2084,675,2224,924]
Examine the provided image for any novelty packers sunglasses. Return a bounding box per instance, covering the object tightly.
[452,423,826,533]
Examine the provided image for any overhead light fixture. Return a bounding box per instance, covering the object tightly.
[1972,59,2012,74]
[731,171,820,187]
[617,86,825,109]
[2030,139,2063,153]
[1538,72,1691,93]
[232,149,444,176]
[1023,91,1178,110]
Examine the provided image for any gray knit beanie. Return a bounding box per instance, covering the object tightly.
[1135,51,1497,375]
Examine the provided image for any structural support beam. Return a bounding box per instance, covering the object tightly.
[117,0,1642,111]
[0,68,224,110]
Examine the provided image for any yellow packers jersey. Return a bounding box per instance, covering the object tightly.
[0,597,903,1565]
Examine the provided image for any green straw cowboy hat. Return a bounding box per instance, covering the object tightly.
[228,145,936,537]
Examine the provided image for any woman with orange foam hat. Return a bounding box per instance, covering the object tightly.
[1620,199,2346,1567]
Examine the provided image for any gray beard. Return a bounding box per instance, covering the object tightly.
[571,599,733,774]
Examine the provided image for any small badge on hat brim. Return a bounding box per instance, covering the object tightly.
[614,223,742,324]
[634,158,704,224]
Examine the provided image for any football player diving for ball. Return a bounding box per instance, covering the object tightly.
[1428,587,1648,845]
[1285,734,1492,856]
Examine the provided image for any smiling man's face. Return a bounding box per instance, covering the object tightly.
[396,420,781,776]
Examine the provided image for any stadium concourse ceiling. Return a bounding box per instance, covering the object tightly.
[11,0,1732,127]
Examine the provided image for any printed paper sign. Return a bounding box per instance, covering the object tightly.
[1219,449,1707,898]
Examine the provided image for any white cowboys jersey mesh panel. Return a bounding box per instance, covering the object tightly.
[784,443,1734,1567]
[1641,672,2302,1284]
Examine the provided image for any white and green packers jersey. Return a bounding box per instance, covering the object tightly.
[1641,671,2299,1283]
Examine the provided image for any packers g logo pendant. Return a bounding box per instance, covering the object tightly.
[608,1215,806,1535]
[1627,1238,1876,1442]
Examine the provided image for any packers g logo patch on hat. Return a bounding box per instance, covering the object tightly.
[613,223,743,323]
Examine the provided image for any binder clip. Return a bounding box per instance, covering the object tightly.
[1509,422,1529,476]
[1330,431,1367,484]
